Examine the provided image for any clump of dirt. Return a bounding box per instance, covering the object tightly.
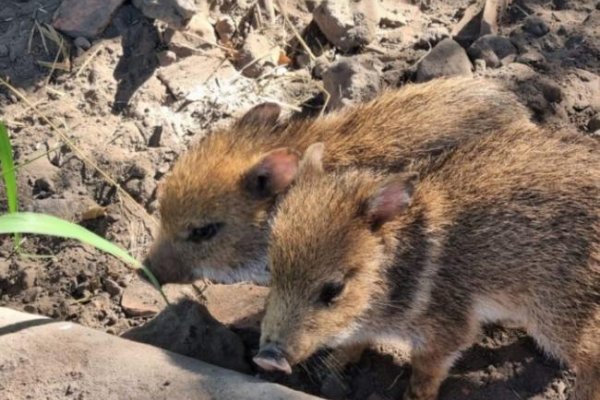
[0,0,598,399]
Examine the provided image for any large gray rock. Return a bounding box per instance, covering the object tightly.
[0,307,321,400]
[313,0,380,52]
[416,38,473,82]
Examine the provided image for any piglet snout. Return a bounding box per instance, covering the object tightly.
[253,344,292,374]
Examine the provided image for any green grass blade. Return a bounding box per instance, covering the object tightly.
[0,212,167,303]
[0,122,17,213]
[0,121,21,248]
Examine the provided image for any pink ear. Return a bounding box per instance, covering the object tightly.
[237,103,282,128]
[243,148,300,198]
[367,174,417,229]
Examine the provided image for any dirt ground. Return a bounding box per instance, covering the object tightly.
[0,0,599,399]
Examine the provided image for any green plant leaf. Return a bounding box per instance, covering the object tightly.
[0,121,17,214]
[0,212,167,303]
[0,121,21,248]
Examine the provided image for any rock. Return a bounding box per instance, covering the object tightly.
[185,14,216,44]
[313,0,380,52]
[103,278,123,297]
[120,278,163,317]
[215,16,236,42]
[52,0,126,39]
[515,49,547,69]
[468,34,517,68]
[0,307,320,400]
[416,38,473,82]
[236,31,280,78]
[322,55,381,111]
[157,50,177,66]
[203,283,269,332]
[132,0,197,28]
[523,16,550,37]
[379,8,406,28]
[588,114,600,132]
[157,53,239,100]
[21,268,37,290]
[122,299,251,373]
[74,37,92,50]
[538,79,563,103]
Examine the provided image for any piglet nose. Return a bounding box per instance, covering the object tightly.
[253,344,292,374]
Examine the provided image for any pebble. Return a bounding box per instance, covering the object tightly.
[313,0,380,52]
[468,35,517,68]
[74,37,92,50]
[588,114,600,132]
[236,31,280,78]
[523,16,550,37]
[215,16,236,42]
[132,0,197,28]
[103,278,123,297]
[157,50,177,67]
[416,38,473,82]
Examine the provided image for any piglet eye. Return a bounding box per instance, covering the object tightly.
[318,282,345,306]
[188,223,223,243]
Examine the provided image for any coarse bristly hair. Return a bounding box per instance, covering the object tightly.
[259,125,600,400]
[146,77,534,285]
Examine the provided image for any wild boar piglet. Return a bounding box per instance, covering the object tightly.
[256,127,600,400]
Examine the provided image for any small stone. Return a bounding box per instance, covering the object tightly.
[538,79,563,103]
[74,37,91,50]
[103,278,123,297]
[588,114,600,132]
[0,44,9,58]
[523,16,550,37]
[120,279,163,317]
[236,31,280,78]
[52,0,126,38]
[23,304,37,313]
[21,268,37,290]
[157,50,177,67]
[468,34,517,68]
[416,38,473,82]
[516,49,547,68]
[185,14,216,44]
[132,0,197,28]
[313,0,380,52]
[215,16,236,42]
[322,55,381,111]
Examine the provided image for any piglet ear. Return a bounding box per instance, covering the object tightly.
[367,173,418,230]
[243,147,300,198]
[237,103,282,128]
[298,142,325,177]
